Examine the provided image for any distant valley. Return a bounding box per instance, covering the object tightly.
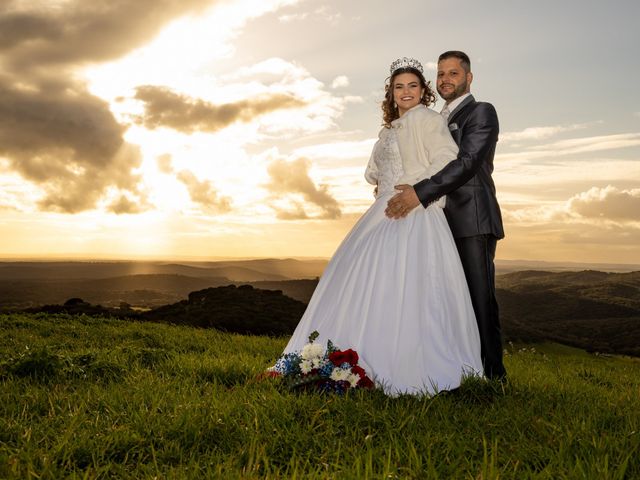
[0,259,325,309]
[1,259,639,356]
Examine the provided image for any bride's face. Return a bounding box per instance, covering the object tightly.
[393,72,423,116]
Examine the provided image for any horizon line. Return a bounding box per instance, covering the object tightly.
[0,255,639,270]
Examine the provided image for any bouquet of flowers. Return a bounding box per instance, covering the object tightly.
[269,331,375,394]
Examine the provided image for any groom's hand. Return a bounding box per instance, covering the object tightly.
[385,184,420,219]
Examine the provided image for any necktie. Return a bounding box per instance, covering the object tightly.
[441,105,451,121]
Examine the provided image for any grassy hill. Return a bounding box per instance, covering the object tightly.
[1,313,638,479]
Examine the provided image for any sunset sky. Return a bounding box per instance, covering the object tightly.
[1,0,639,264]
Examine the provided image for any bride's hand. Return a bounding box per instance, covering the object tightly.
[385,184,420,219]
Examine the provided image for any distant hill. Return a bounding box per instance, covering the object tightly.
[0,258,326,281]
[23,285,307,336]
[5,261,640,356]
[248,279,319,303]
[0,275,231,310]
[143,285,306,335]
[497,270,640,309]
[0,259,327,310]
[495,259,640,274]
[185,258,327,279]
[497,270,640,356]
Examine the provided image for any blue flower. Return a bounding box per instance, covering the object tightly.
[320,363,333,376]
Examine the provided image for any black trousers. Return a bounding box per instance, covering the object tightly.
[454,235,506,379]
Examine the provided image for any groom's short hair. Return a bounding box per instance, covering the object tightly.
[438,51,471,73]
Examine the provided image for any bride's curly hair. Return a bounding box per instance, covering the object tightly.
[382,67,436,128]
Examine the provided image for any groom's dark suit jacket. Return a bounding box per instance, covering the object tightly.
[414,95,504,240]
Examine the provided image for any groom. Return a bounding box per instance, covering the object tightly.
[385,50,506,380]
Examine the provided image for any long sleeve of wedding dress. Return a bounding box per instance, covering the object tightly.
[364,133,381,185]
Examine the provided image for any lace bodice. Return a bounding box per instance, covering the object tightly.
[366,127,404,197]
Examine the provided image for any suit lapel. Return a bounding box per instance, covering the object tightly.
[448,94,475,125]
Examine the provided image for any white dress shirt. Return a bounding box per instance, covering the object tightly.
[441,92,471,119]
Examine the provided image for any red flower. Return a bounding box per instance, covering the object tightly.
[357,375,375,389]
[349,365,374,388]
[329,349,359,366]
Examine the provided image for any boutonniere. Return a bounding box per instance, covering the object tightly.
[449,123,459,131]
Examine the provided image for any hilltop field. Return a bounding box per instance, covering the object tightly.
[1,313,638,479]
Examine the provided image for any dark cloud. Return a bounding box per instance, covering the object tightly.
[0,0,213,71]
[108,194,151,215]
[0,11,62,50]
[0,79,147,212]
[134,86,305,133]
[568,186,640,221]
[0,0,217,213]
[265,158,341,220]
[177,170,232,213]
[0,81,125,172]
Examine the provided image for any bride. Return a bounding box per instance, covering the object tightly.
[280,57,483,396]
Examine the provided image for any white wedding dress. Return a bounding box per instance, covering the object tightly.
[282,119,483,396]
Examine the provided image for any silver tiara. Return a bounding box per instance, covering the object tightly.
[389,57,423,75]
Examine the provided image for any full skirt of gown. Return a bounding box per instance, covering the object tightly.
[282,190,483,396]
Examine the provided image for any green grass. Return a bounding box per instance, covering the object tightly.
[1,313,639,479]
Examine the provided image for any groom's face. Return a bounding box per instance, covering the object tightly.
[437,58,472,102]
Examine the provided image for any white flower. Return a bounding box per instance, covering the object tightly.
[346,373,360,387]
[301,343,324,360]
[329,368,360,387]
[300,360,313,374]
[330,367,351,382]
[311,357,324,369]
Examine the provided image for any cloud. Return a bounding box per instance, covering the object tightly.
[501,185,640,229]
[265,157,342,219]
[157,154,174,174]
[134,85,305,133]
[108,194,151,215]
[497,133,640,163]
[278,6,341,25]
[500,122,595,143]
[177,170,232,213]
[0,80,152,213]
[0,0,214,71]
[332,76,349,89]
[278,12,309,22]
[532,133,640,153]
[497,185,640,264]
[567,186,640,221]
[218,58,347,136]
[0,0,221,213]
[271,201,310,220]
[292,139,376,165]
